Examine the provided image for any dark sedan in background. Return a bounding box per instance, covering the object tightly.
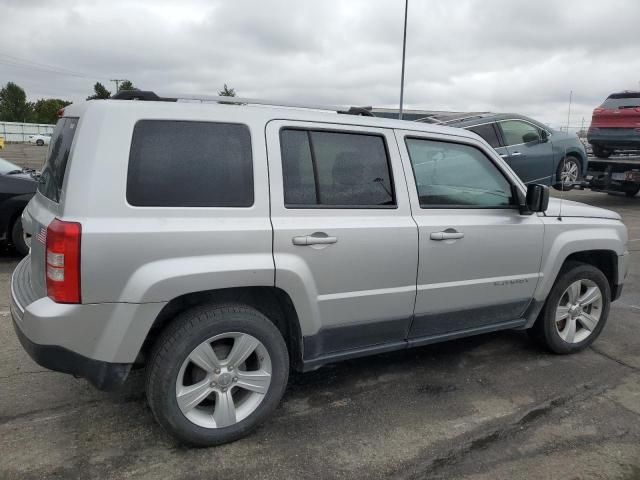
[373,109,588,191]
[0,156,37,255]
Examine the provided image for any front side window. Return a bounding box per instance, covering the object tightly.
[467,123,500,148]
[499,120,541,146]
[280,129,395,207]
[405,138,513,208]
[127,120,253,207]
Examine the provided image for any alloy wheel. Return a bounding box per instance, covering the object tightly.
[560,159,579,186]
[175,332,272,429]
[555,279,603,344]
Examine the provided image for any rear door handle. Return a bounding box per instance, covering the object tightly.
[430,231,464,241]
[292,233,338,246]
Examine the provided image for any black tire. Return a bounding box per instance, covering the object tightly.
[11,217,29,256]
[146,303,289,447]
[36,139,44,146]
[623,184,640,197]
[530,261,610,354]
[553,155,581,191]
[591,145,612,159]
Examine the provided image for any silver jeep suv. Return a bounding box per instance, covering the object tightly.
[11,93,629,446]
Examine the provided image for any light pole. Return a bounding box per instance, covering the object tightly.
[398,0,409,120]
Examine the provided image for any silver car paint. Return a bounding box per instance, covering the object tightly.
[13,100,629,365]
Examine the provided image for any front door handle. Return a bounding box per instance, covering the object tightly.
[510,152,523,157]
[292,233,338,246]
[430,230,464,241]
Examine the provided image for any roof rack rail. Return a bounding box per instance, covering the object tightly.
[109,90,376,116]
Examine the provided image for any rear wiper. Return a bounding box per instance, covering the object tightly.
[5,169,24,175]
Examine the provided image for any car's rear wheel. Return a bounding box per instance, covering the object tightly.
[553,155,581,191]
[146,303,289,447]
[35,139,44,146]
[11,218,30,256]
[592,145,612,159]
[530,262,610,354]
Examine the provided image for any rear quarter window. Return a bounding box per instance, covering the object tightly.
[38,117,79,202]
[127,120,253,207]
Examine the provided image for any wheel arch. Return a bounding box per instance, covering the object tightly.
[138,286,305,371]
[526,248,619,328]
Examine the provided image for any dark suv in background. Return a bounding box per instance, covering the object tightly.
[588,91,640,158]
[373,110,588,191]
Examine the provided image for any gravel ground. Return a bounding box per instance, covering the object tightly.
[1,143,639,479]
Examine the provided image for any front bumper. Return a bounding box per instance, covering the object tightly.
[10,257,164,391]
[613,251,631,301]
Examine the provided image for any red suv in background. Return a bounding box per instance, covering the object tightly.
[588,91,640,158]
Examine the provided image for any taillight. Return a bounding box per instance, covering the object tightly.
[593,108,606,115]
[56,108,65,118]
[46,218,81,303]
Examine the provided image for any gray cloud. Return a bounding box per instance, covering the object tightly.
[1,0,639,128]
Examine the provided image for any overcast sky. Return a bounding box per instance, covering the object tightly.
[1,0,639,129]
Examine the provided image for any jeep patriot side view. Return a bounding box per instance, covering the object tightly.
[11,93,629,446]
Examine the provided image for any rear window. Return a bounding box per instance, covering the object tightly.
[127,120,253,207]
[38,117,78,202]
[602,93,640,109]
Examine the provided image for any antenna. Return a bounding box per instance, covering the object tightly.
[558,90,573,221]
[398,0,409,120]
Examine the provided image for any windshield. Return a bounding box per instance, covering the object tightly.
[0,156,20,174]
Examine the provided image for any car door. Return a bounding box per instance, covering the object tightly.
[497,119,554,185]
[394,130,544,341]
[266,121,419,361]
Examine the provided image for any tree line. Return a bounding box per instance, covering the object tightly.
[0,80,237,125]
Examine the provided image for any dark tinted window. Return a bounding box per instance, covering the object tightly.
[467,123,500,148]
[38,117,78,202]
[280,129,395,207]
[406,138,513,208]
[127,120,253,207]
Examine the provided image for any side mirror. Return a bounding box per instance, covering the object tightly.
[512,184,549,214]
[526,184,549,212]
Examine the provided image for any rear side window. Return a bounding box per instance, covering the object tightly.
[38,117,78,202]
[127,120,253,207]
[280,129,395,207]
[467,123,500,148]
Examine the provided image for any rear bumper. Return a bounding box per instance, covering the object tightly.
[588,129,640,148]
[10,256,166,390]
[11,317,131,391]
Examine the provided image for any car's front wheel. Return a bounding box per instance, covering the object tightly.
[531,261,610,354]
[146,303,289,447]
[553,155,581,191]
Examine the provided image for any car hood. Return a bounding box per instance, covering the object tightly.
[544,197,621,220]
